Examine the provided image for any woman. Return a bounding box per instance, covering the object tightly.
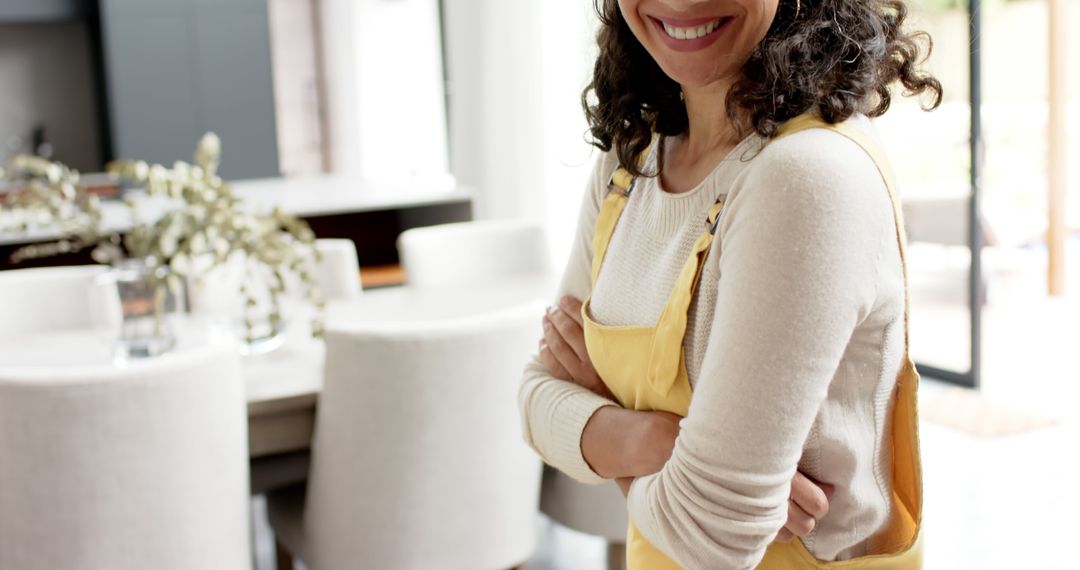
[519,0,941,568]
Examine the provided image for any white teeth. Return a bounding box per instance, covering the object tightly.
[660,18,723,41]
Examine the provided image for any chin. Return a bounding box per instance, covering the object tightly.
[655,60,734,89]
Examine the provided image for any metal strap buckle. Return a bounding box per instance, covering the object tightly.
[607,166,636,197]
[706,198,725,235]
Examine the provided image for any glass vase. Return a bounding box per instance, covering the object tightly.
[108,258,185,358]
[186,253,288,355]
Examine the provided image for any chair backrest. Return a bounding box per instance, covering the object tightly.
[0,344,251,570]
[397,219,553,288]
[310,238,362,300]
[303,305,543,570]
[0,265,120,335]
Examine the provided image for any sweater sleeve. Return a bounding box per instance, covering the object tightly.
[518,150,622,484]
[626,131,896,568]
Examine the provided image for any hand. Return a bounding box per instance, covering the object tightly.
[774,472,834,543]
[539,296,615,400]
[610,412,834,544]
[581,407,682,479]
[611,411,681,496]
[632,410,682,475]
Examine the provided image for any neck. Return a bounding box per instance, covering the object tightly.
[680,80,741,159]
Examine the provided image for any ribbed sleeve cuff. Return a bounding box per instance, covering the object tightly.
[627,473,661,542]
[547,390,617,485]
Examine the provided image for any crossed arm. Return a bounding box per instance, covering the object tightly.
[518,138,891,565]
[538,295,832,545]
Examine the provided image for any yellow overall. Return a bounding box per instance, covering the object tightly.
[581,115,923,569]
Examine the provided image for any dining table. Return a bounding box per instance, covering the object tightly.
[0,275,557,461]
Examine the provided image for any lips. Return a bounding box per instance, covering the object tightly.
[648,15,733,52]
[659,17,725,40]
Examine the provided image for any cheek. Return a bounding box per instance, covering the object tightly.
[729,0,780,68]
[617,0,649,40]
[747,0,781,45]
[755,0,780,40]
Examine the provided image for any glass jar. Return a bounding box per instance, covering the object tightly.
[107,257,185,358]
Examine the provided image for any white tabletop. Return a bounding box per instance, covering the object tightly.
[0,276,557,457]
[0,318,231,371]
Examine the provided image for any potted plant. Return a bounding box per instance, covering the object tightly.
[0,134,325,356]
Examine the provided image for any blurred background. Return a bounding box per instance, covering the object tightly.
[0,0,1076,569]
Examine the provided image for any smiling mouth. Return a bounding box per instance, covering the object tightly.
[652,16,733,41]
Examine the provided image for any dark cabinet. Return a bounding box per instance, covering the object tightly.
[4,0,283,179]
[0,0,88,22]
[98,0,280,179]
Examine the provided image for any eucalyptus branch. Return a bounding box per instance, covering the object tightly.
[1,133,326,344]
[107,133,325,341]
[0,154,110,263]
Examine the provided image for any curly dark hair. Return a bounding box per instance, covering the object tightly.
[583,0,944,176]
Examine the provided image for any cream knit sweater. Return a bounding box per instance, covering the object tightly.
[518,116,906,569]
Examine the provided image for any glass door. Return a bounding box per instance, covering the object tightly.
[876,0,983,387]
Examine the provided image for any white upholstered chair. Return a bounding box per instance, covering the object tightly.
[0,265,120,335]
[267,303,543,570]
[396,219,629,567]
[397,219,553,287]
[308,239,362,300]
[246,238,363,494]
[0,344,251,570]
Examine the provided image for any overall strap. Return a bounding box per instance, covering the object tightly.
[649,114,917,401]
[776,116,923,556]
[590,193,631,285]
[591,134,726,395]
[590,137,658,285]
[646,197,726,395]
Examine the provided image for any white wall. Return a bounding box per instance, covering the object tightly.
[317,0,599,265]
[442,0,544,222]
[443,0,598,265]
[538,0,602,263]
[319,0,449,180]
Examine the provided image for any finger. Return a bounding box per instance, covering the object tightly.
[538,339,572,381]
[790,472,830,520]
[785,500,816,538]
[774,528,794,543]
[559,296,585,328]
[543,318,586,379]
[793,470,835,500]
[544,315,614,398]
[546,308,588,361]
